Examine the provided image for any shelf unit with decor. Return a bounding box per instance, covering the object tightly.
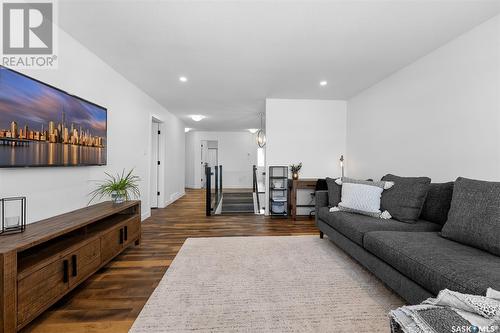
[269,166,289,218]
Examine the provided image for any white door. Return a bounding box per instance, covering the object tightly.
[200,141,208,188]
[150,122,160,208]
[207,148,218,167]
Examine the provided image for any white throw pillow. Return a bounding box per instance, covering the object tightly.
[329,179,392,219]
[340,183,382,213]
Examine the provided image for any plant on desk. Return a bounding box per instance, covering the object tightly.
[89,169,141,204]
[290,163,302,180]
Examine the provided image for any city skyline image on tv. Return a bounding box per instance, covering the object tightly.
[0,66,107,167]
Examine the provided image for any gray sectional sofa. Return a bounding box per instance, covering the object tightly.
[315,180,500,304]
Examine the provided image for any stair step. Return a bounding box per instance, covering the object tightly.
[221,192,256,215]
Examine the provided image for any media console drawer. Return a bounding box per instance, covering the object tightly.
[17,255,69,326]
[0,201,142,333]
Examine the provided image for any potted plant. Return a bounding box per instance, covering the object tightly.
[89,169,141,204]
[290,163,302,180]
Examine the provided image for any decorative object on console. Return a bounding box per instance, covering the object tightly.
[0,196,26,235]
[381,174,431,223]
[339,155,345,177]
[329,177,393,219]
[290,163,302,180]
[89,169,141,204]
[256,112,266,148]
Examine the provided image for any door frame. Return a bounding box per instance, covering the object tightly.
[149,115,165,210]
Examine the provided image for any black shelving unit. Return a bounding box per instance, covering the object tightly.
[269,166,288,218]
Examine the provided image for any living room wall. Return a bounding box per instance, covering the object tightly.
[0,28,185,223]
[347,14,500,182]
[265,98,347,214]
[185,131,257,189]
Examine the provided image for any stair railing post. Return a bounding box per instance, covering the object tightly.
[219,165,223,194]
[252,165,256,192]
[205,166,211,216]
[214,166,219,202]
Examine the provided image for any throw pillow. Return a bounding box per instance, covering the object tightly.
[441,177,500,256]
[420,182,454,225]
[326,177,341,207]
[381,174,431,223]
[329,177,393,219]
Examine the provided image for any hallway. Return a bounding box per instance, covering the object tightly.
[23,189,317,333]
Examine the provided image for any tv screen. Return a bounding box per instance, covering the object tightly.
[0,66,107,167]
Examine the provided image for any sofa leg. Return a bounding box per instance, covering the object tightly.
[320,231,324,239]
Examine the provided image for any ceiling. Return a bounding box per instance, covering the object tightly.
[58,0,500,131]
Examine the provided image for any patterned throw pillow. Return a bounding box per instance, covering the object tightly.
[329,177,394,219]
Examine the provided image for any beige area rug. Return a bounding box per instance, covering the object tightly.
[129,236,404,333]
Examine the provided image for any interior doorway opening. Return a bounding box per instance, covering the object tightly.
[150,118,163,208]
[201,140,218,188]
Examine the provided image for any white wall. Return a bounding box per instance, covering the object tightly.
[265,98,347,214]
[266,99,347,178]
[347,15,500,182]
[185,131,257,188]
[0,28,185,223]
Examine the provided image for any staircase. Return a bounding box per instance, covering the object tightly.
[221,192,255,214]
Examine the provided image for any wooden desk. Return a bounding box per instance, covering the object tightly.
[289,178,318,220]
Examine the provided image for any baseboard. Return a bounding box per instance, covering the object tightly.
[141,210,151,222]
[164,191,185,206]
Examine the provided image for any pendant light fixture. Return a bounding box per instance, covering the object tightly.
[256,112,266,148]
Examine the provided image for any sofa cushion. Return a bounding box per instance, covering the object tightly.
[381,174,431,223]
[326,177,341,207]
[364,231,500,296]
[441,177,500,256]
[317,208,441,246]
[420,182,454,225]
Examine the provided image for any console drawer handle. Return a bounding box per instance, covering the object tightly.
[119,228,124,244]
[63,259,69,283]
[71,255,77,277]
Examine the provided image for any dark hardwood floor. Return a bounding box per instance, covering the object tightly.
[23,189,318,333]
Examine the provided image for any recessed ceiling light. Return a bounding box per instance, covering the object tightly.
[248,129,258,134]
[319,80,328,86]
[185,128,192,133]
[190,115,205,122]
[179,76,188,82]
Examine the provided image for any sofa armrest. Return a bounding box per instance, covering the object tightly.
[315,190,329,210]
[315,190,329,228]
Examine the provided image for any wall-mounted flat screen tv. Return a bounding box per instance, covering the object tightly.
[0,66,107,167]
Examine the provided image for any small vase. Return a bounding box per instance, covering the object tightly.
[292,172,299,180]
[111,192,125,204]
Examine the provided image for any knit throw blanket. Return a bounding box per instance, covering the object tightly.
[390,288,500,333]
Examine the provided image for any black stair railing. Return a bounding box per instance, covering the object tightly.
[253,165,260,212]
[205,165,223,216]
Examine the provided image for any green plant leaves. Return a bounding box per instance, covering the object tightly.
[88,168,141,205]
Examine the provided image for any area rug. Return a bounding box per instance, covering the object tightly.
[129,236,404,332]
